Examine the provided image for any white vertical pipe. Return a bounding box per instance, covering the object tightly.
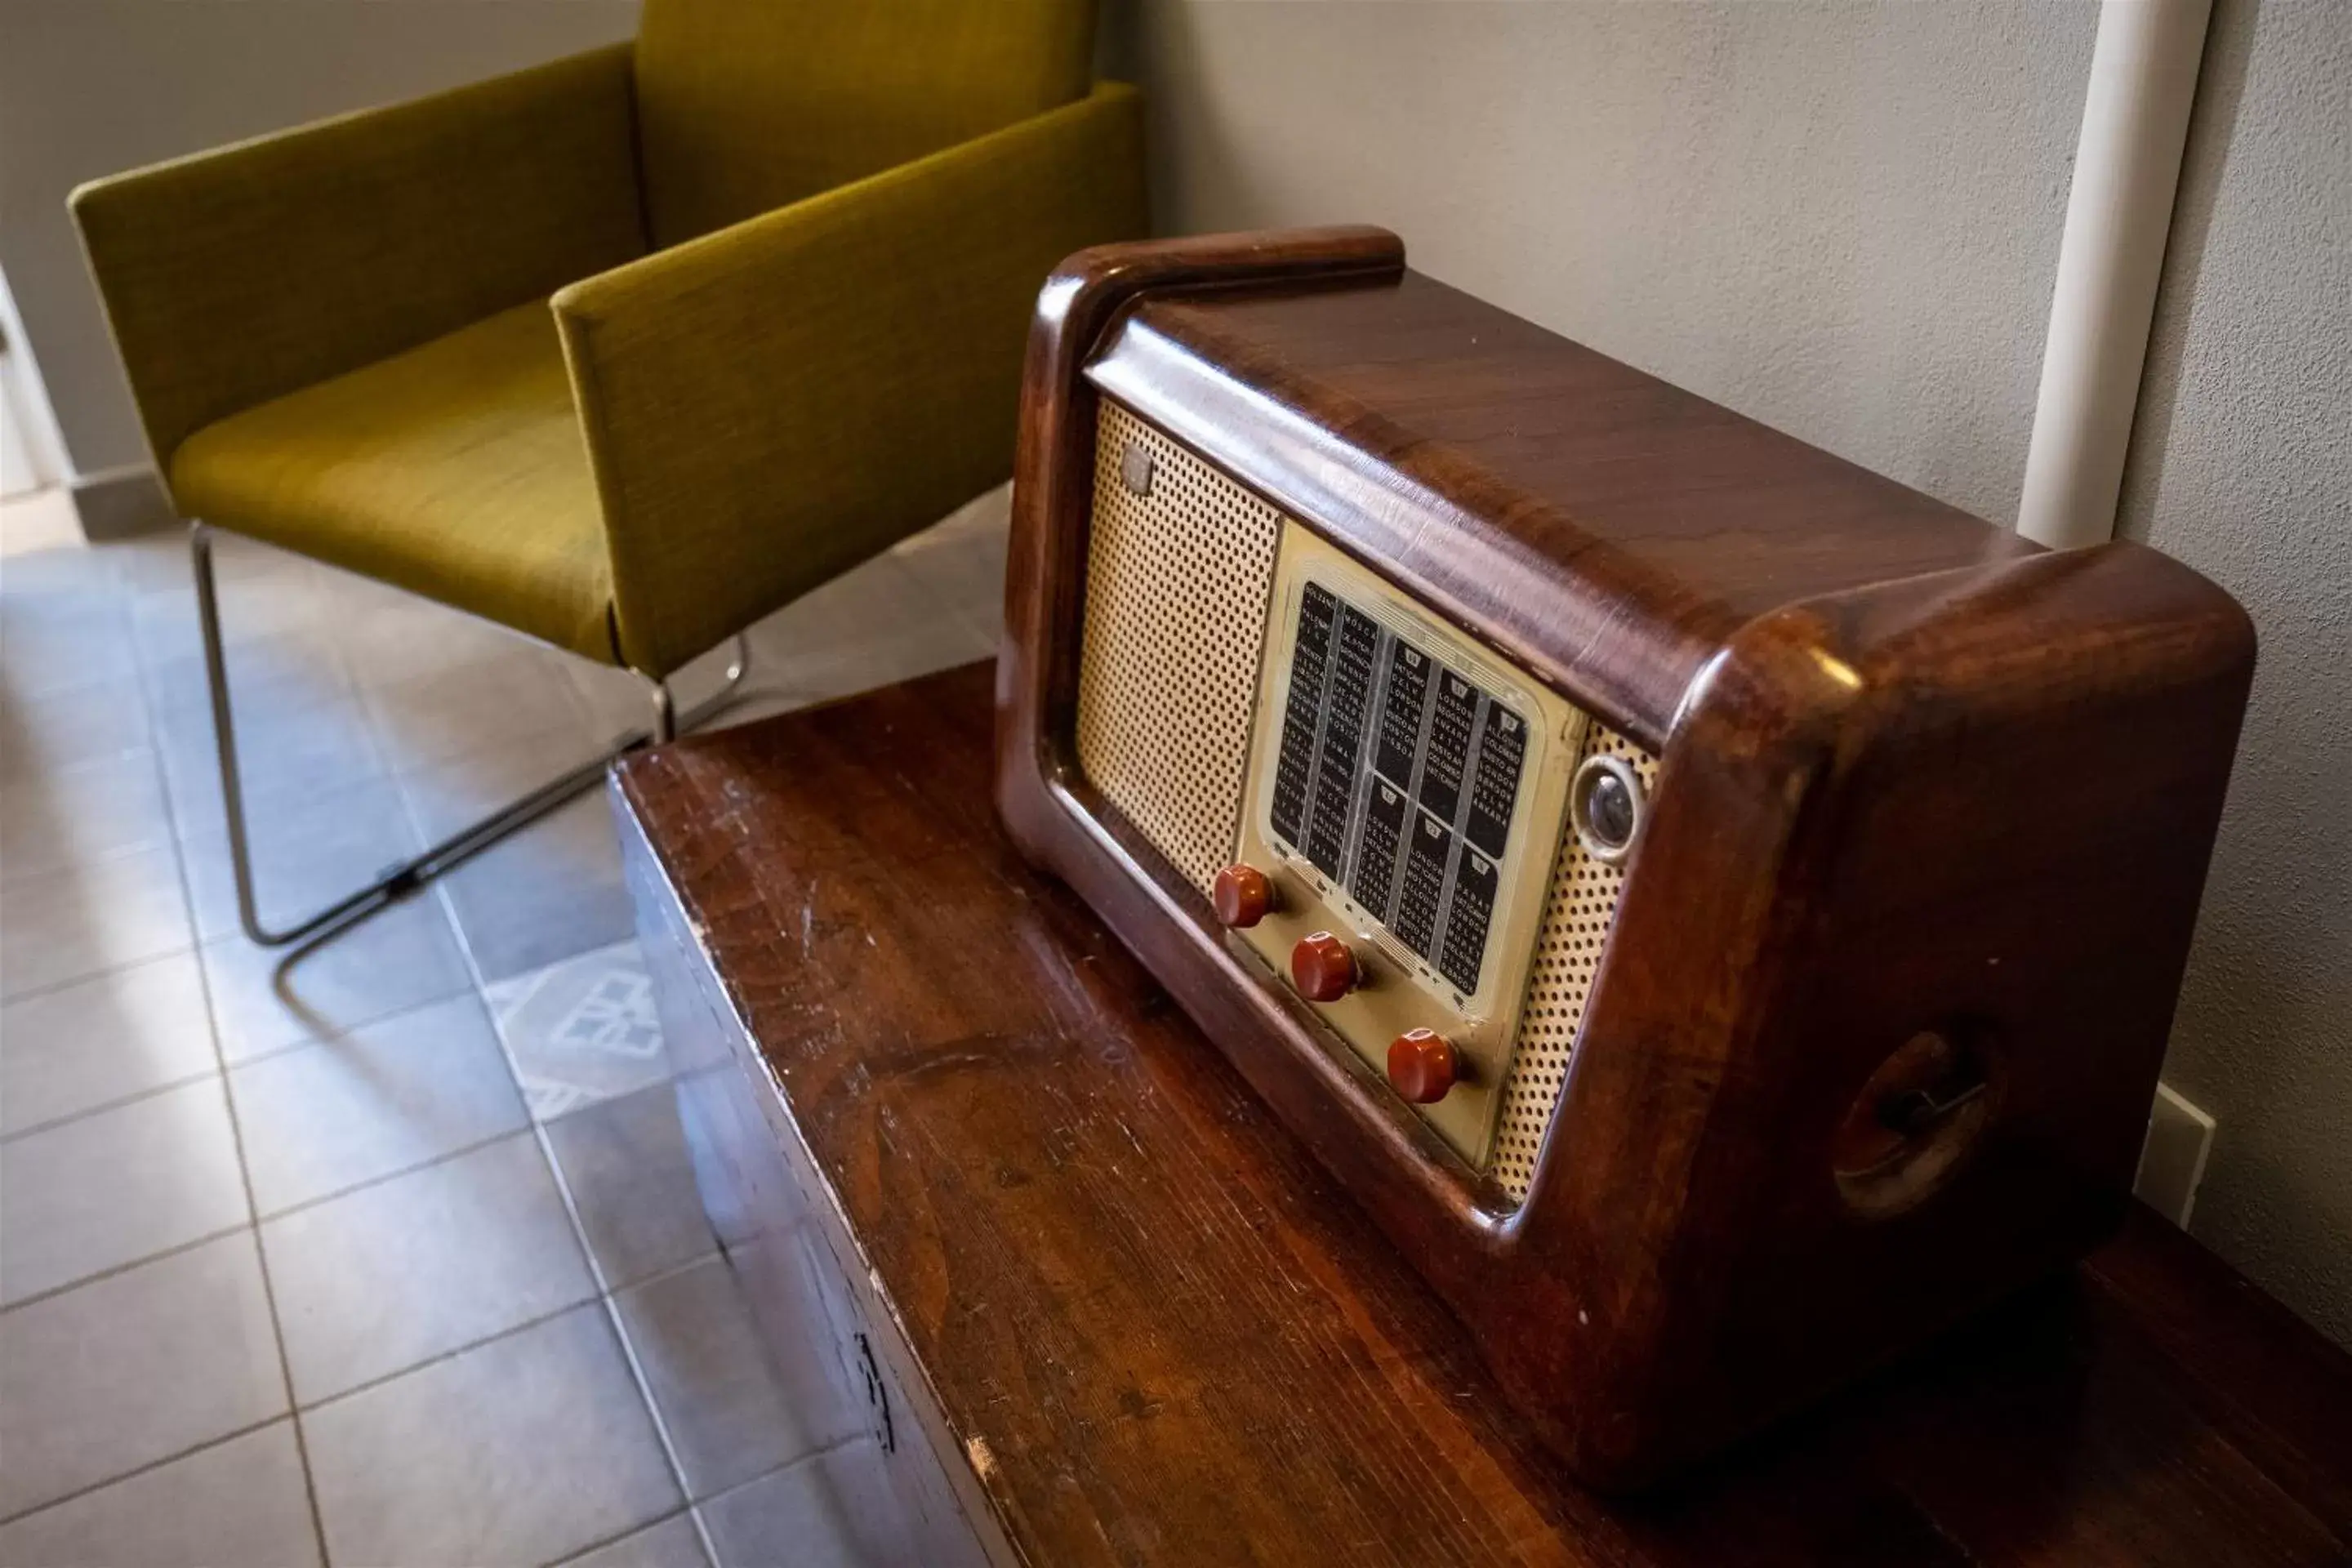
[2016,0,2213,550]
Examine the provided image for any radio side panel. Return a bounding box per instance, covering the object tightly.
[1502,553,2256,1478]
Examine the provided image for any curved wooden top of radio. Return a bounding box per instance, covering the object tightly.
[996,227,2259,1484]
[1053,228,2244,751]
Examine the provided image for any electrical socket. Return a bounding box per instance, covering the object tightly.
[2134,1081,2216,1227]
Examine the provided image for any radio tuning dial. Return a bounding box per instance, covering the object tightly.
[1212,863,1276,929]
[1290,931,1358,1002]
[1387,1028,1459,1103]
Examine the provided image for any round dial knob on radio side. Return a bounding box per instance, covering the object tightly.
[1570,753,1648,865]
[1212,863,1276,929]
[1290,931,1359,1002]
[1387,1028,1459,1103]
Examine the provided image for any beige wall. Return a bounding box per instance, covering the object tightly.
[2115,0,2351,1346]
[1114,0,2350,1345]
[1111,0,2097,524]
[0,0,640,479]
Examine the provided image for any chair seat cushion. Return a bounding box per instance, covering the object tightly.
[172,300,619,662]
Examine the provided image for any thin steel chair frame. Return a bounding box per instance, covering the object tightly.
[190,519,747,947]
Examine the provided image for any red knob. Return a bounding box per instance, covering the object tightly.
[1290,931,1358,1002]
[1387,1029,1459,1103]
[1213,864,1275,929]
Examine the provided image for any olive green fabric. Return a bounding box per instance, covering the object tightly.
[559,82,1146,675]
[71,15,1144,679]
[633,0,1096,247]
[72,45,644,492]
[172,301,616,662]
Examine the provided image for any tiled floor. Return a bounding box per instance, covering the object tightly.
[0,484,1009,1566]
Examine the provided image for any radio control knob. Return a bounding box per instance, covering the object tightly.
[1290,931,1358,1001]
[1212,864,1276,929]
[1387,1029,1459,1103]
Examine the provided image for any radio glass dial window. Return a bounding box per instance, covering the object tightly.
[1262,581,1530,1000]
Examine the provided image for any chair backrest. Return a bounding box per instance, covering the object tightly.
[632,0,1098,247]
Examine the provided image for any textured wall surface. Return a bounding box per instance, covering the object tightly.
[2116,0,2352,1347]
[1113,0,2097,526]
[0,0,640,478]
[1117,0,2350,1347]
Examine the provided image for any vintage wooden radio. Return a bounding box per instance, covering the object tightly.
[992,227,2254,1486]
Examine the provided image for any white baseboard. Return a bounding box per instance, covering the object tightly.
[68,465,176,541]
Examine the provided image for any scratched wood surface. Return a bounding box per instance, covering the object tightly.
[615,662,2352,1567]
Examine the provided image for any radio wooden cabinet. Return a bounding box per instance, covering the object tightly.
[993,227,2256,1485]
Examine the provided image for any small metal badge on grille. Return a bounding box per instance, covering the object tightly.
[1120,442,1155,497]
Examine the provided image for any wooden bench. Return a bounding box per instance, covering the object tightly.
[612,661,2352,1566]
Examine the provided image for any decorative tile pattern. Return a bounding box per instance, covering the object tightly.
[487,940,674,1120]
[0,495,1002,1544]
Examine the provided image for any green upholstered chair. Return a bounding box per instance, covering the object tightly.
[71,0,1146,946]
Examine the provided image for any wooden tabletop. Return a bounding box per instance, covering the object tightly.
[612,661,2352,1567]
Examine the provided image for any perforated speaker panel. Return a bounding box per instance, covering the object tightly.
[1076,401,1284,895]
[1490,724,1661,1203]
[1074,399,1656,1205]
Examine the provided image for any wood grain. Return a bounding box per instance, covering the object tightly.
[993,229,2260,1482]
[616,663,2348,1566]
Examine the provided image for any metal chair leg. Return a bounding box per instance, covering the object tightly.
[191,520,748,948]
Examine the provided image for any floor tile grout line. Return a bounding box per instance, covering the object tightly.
[291,1292,604,1416]
[176,970,479,1080]
[0,740,167,795]
[0,1218,253,1317]
[2,526,996,1561]
[2,1079,547,1319]
[588,1282,726,1566]
[7,940,676,1232]
[246,1122,537,1228]
[416,763,737,1567]
[0,1413,295,1531]
[335,657,706,1505]
[0,1063,223,1146]
[704,1430,867,1504]
[0,934,199,1009]
[535,1501,710,1568]
[683,1432,871,1555]
[123,614,336,1568]
[457,893,729,1568]
[600,1239,731,1303]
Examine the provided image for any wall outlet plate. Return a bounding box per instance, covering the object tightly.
[2134,1081,2216,1227]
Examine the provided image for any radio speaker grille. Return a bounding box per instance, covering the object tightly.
[1076,402,1284,894]
[1072,399,1658,1205]
[1490,724,1660,1202]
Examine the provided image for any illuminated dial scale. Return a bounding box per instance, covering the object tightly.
[1225,526,1588,1168]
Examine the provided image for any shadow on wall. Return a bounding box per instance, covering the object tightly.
[2117,0,2352,1351]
